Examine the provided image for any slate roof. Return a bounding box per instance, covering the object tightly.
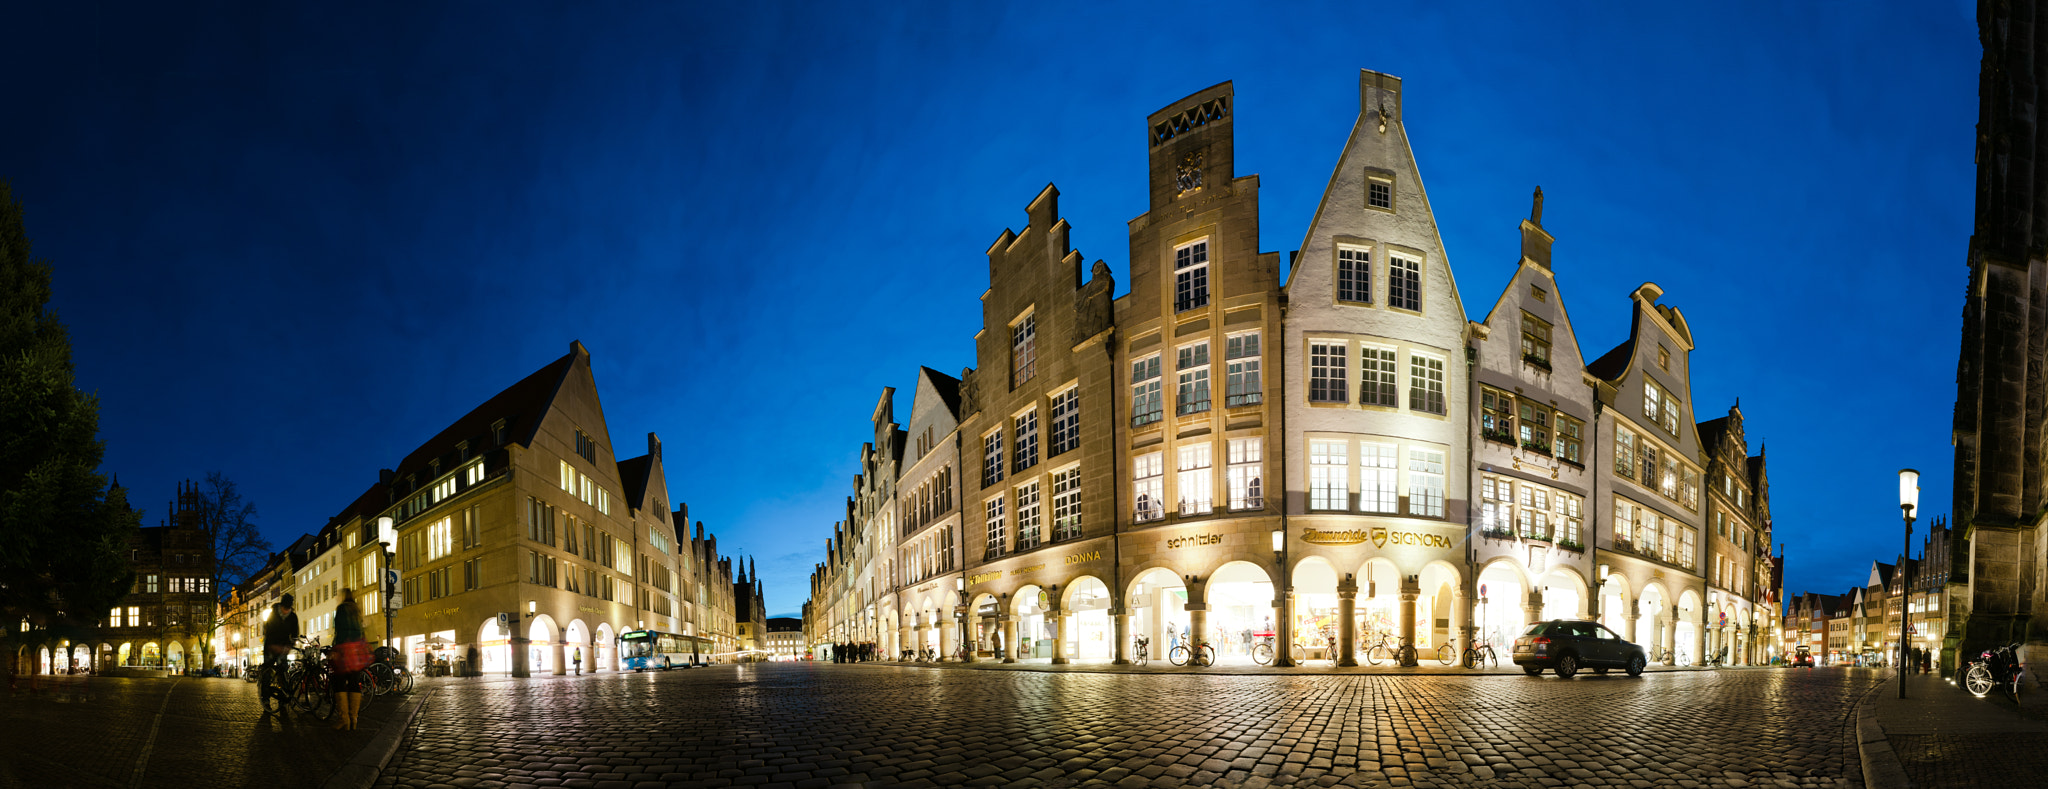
[617,455,653,513]
[920,366,963,418]
[1585,339,1632,382]
[388,346,579,489]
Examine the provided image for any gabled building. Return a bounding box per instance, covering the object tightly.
[1587,284,1708,664]
[1281,70,1470,666]
[1698,404,1766,665]
[894,367,966,660]
[1467,189,1596,650]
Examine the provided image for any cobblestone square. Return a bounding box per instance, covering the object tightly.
[374,665,1883,789]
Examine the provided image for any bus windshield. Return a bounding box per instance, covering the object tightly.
[620,635,654,659]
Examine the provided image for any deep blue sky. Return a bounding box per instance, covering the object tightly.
[2,2,1976,618]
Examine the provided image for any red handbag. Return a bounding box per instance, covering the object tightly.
[335,641,370,673]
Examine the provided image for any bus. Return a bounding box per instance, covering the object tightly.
[618,630,704,671]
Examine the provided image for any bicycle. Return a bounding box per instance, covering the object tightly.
[1463,639,1498,669]
[953,639,976,662]
[1168,631,1216,667]
[1250,632,1277,665]
[283,638,334,720]
[1363,632,1397,666]
[1133,635,1150,667]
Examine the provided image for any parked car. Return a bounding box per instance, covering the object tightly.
[1511,619,1648,678]
[1793,646,1814,667]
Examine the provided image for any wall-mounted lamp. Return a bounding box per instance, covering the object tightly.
[1271,529,1284,553]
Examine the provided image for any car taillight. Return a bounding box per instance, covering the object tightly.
[1532,637,1551,645]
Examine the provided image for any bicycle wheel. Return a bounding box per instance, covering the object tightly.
[1251,642,1274,666]
[1462,647,1479,669]
[1169,645,1190,666]
[1966,663,1994,697]
[1436,644,1455,665]
[1366,645,1387,666]
[1195,644,1216,667]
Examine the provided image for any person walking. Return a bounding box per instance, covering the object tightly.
[261,594,299,712]
[572,646,582,676]
[331,588,369,731]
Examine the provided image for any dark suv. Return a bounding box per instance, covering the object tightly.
[1512,619,1648,678]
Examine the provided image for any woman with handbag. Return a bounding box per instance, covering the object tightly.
[332,588,369,731]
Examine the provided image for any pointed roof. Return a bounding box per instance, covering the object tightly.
[1586,338,1633,381]
[1696,415,1731,460]
[919,366,963,418]
[617,454,653,511]
[390,343,583,488]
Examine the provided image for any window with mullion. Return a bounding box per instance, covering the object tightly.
[982,430,1005,487]
[1337,247,1371,303]
[1174,241,1210,312]
[1227,438,1263,510]
[1480,387,1516,442]
[1388,254,1422,311]
[1517,402,1551,452]
[1408,353,1446,415]
[1011,313,1037,387]
[1176,342,1211,415]
[1521,312,1552,367]
[983,495,1007,559]
[1051,468,1082,541]
[1309,342,1348,403]
[1133,452,1164,522]
[1013,410,1039,473]
[1407,448,1445,518]
[1176,443,1214,515]
[1131,355,1163,426]
[1480,476,1513,537]
[1361,346,1399,407]
[1310,440,1347,511]
[1049,389,1080,456]
[1015,482,1042,550]
[1225,332,1262,407]
[1360,442,1398,513]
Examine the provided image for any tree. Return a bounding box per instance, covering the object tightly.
[190,471,269,671]
[0,181,141,675]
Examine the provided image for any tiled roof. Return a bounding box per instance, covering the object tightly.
[385,345,580,500]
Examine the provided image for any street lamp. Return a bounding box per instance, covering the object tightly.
[1898,468,1918,699]
[1271,529,1293,667]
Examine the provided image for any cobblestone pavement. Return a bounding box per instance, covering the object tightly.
[1870,672,2048,788]
[0,673,409,789]
[374,663,1884,789]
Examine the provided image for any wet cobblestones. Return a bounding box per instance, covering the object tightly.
[373,664,1881,788]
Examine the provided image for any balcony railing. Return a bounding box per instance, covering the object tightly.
[1225,392,1263,408]
[1131,409,1164,428]
[1177,398,1211,416]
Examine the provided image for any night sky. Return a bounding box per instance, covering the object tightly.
[1,2,1976,618]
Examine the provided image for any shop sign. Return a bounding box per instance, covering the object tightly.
[420,606,460,619]
[482,639,509,647]
[578,605,602,615]
[1065,550,1102,565]
[1011,564,1045,576]
[969,571,1003,587]
[1302,529,1369,546]
[1301,527,1457,549]
[1167,534,1222,549]
[917,580,940,592]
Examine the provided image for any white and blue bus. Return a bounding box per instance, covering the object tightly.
[618,630,705,671]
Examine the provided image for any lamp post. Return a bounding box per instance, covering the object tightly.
[1898,468,1918,699]
[1272,529,1294,667]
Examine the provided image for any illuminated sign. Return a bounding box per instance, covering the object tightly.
[1167,534,1221,548]
[1301,527,1457,549]
[1065,550,1102,565]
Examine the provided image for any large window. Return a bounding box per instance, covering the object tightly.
[1310,342,1348,403]
[1517,401,1550,453]
[1051,467,1082,541]
[1337,247,1371,303]
[1131,355,1163,426]
[1361,345,1399,407]
[1049,388,1080,456]
[1177,443,1214,515]
[1479,476,1513,537]
[1013,410,1039,473]
[1015,482,1042,551]
[1361,442,1398,513]
[1176,342,1211,415]
[1409,353,1446,415]
[1614,427,1637,480]
[982,430,1004,487]
[983,496,1007,559]
[1310,440,1347,511]
[1225,333,1262,407]
[1133,452,1164,522]
[1555,414,1585,465]
[1388,254,1422,311]
[1227,438,1263,510]
[1481,386,1515,443]
[1011,313,1037,387]
[1644,379,1681,434]
[1175,240,1210,312]
[1407,448,1445,518]
[1521,312,1552,368]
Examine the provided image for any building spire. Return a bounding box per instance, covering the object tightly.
[1531,186,1544,227]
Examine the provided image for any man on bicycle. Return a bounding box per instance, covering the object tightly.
[261,594,299,711]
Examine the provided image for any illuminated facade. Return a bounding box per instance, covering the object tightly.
[803,71,1779,668]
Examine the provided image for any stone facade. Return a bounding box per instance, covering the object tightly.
[1949,0,2048,673]
[802,70,1778,670]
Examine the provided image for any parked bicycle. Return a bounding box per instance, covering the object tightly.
[1132,635,1150,667]
[282,637,334,720]
[1965,642,2025,699]
[1169,629,1216,667]
[1363,631,1398,666]
[953,639,976,662]
[1250,631,1277,665]
[1462,638,1498,669]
